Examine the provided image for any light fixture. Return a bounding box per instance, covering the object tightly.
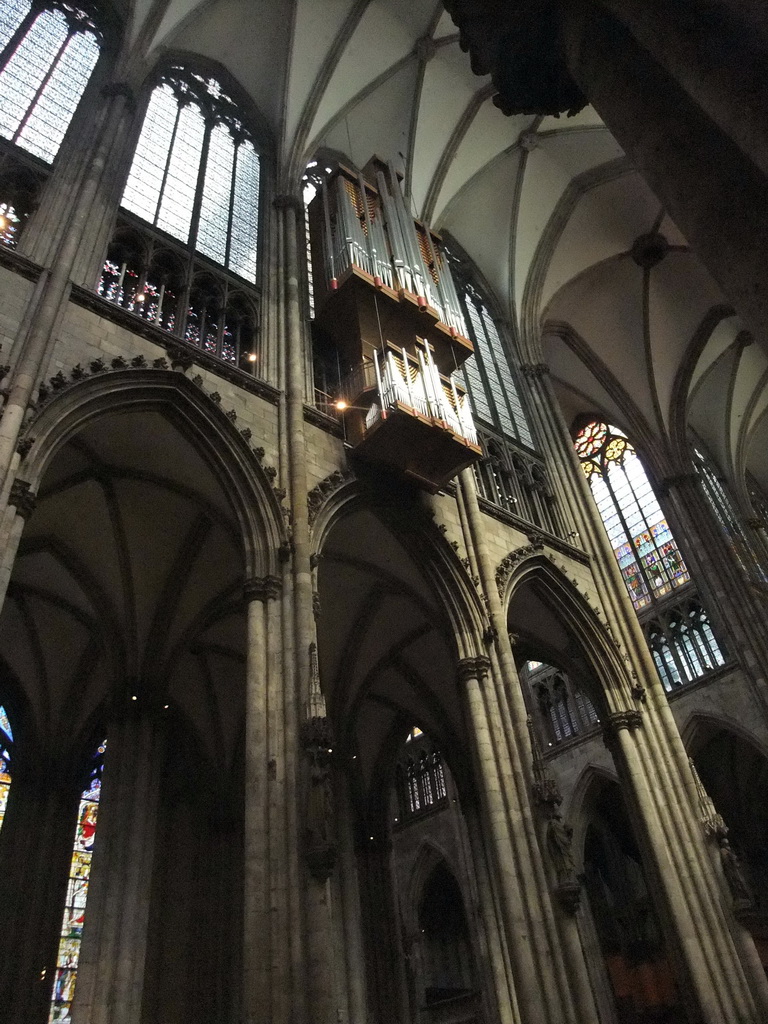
[134,292,145,303]
[334,399,348,411]
[131,695,137,701]
[247,352,257,362]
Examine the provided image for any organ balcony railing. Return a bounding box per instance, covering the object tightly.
[333,340,481,491]
[309,158,482,490]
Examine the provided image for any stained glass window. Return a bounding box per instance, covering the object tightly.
[0,704,12,833]
[452,281,533,448]
[575,421,690,610]
[0,1,100,164]
[692,445,767,583]
[121,66,260,282]
[48,738,106,1024]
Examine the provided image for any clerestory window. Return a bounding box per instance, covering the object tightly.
[575,420,726,690]
[0,0,101,247]
[575,421,690,611]
[0,0,100,164]
[121,66,260,282]
[692,444,767,584]
[99,65,262,369]
[451,276,533,449]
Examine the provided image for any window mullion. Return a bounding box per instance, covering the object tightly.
[601,463,655,603]
[187,116,213,254]
[224,138,237,270]
[0,6,38,71]
[11,26,72,144]
[483,308,520,443]
[155,102,183,228]
[467,296,502,427]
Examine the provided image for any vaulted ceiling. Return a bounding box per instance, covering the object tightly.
[114,0,767,494]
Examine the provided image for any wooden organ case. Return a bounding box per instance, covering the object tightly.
[308,158,482,492]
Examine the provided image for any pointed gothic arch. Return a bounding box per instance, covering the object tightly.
[16,368,287,579]
[505,552,632,709]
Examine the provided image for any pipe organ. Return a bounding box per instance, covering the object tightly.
[308,158,482,491]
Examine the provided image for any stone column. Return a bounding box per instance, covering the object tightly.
[334,768,369,1023]
[520,361,768,1020]
[456,654,594,1024]
[0,479,36,614]
[0,760,81,1024]
[599,0,768,180]
[559,0,768,357]
[0,85,133,503]
[71,705,164,1024]
[243,574,280,1024]
[458,468,600,1024]
[603,711,761,1022]
[357,834,410,1023]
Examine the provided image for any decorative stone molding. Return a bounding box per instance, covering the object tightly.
[495,536,545,596]
[272,193,303,214]
[630,232,669,269]
[243,575,282,602]
[518,129,539,152]
[301,642,336,881]
[519,362,550,379]
[100,81,136,114]
[16,436,35,459]
[527,716,563,812]
[25,360,285,504]
[688,757,727,840]
[9,479,36,520]
[602,709,643,751]
[457,655,491,683]
[166,343,194,372]
[443,0,586,116]
[307,468,354,525]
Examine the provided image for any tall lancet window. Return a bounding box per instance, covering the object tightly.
[120,66,260,282]
[0,0,100,164]
[48,738,106,1024]
[692,445,767,583]
[575,421,690,611]
[455,280,534,449]
[0,705,12,833]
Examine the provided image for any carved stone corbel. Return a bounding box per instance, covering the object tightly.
[9,479,36,520]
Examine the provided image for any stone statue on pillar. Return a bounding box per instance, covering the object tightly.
[718,836,755,914]
[527,716,582,912]
[301,642,337,881]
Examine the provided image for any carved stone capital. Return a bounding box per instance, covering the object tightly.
[273,193,303,214]
[243,575,282,603]
[9,479,36,520]
[519,362,550,379]
[457,655,491,683]
[602,710,643,751]
[100,81,137,114]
